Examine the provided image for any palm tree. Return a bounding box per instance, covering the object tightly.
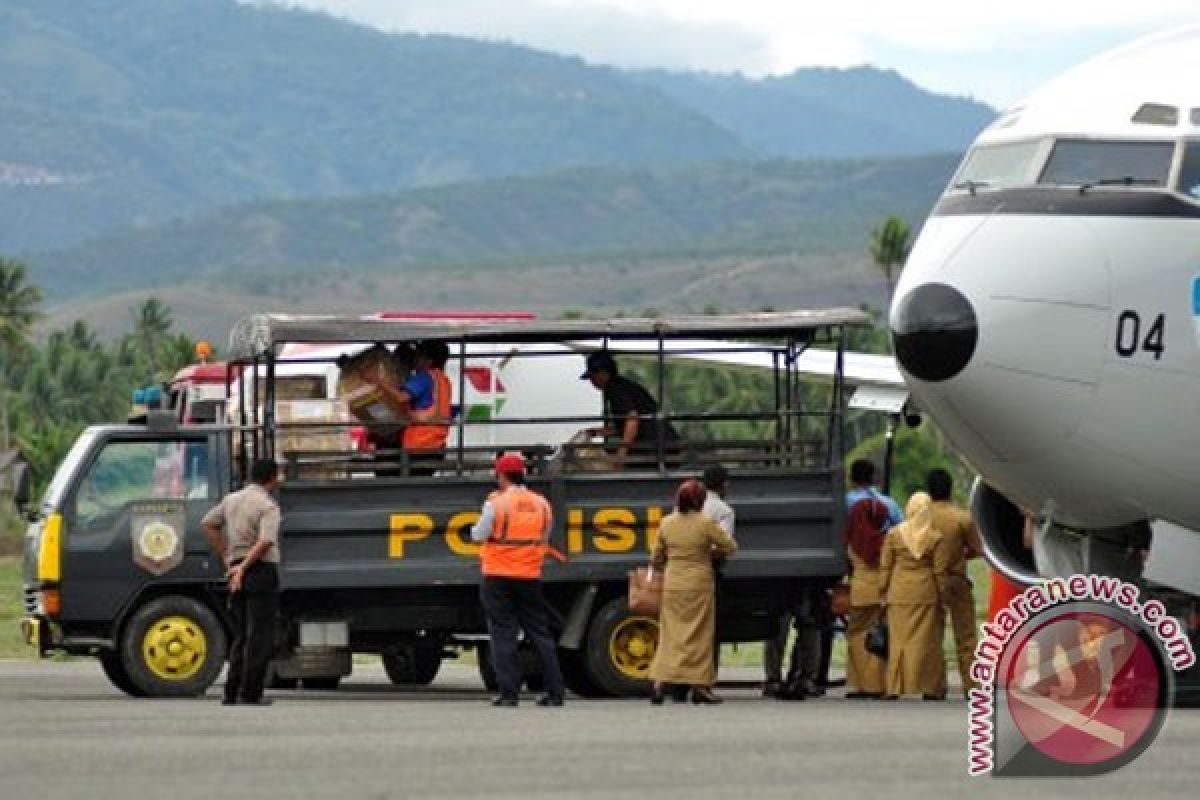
[129,296,174,377]
[869,215,912,302]
[0,259,43,451]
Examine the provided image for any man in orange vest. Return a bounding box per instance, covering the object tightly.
[470,452,565,707]
[370,340,452,476]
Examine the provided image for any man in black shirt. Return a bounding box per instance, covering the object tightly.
[580,351,679,469]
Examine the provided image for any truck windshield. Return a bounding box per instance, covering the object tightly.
[72,440,210,527]
[1038,139,1174,187]
[41,428,98,510]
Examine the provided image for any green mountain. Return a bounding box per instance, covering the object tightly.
[35,154,959,300]
[633,68,995,159]
[1,0,986,256]
[0,0,745,252]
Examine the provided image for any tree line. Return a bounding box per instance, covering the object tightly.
[1,258,199,495]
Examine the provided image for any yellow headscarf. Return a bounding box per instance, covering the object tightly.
[895,491,939,559]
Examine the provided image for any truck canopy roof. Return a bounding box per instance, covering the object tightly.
[226,308,872,360]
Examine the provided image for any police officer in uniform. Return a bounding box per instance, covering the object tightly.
[201,458,282,706]
[470,452,566,707]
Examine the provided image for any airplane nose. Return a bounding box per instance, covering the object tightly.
[890,282,978,382]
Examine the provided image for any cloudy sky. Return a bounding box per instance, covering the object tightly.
[259,1,1198,106]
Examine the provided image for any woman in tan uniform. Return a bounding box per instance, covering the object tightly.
[845,495,892,698]
[879,492,950,699]
[649,479,738,704]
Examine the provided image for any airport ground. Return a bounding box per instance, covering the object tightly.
[1,659,1198,800]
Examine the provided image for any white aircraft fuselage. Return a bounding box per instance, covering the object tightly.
[891,28,1200,562]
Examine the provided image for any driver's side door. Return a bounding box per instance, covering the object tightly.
[62,435,214,623]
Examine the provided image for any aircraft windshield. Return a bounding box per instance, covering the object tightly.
[1176,141,1200,199]
[1039,139,1174,188]
[951,139,1043,190]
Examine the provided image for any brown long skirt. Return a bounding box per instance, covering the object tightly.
[651,588,716,686]
[886,602,945,697]
[846,604,885,694]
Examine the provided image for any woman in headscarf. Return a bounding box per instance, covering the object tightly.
[879,492,951,699]
[844,493,892,698]
[649,478,738,704]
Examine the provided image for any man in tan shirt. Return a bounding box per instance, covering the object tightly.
[927,468,983,697]
[202,458,282,706]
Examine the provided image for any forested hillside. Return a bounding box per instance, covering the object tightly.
[0,0,986,255]
[0,0,744,251]
[35,154,958,301]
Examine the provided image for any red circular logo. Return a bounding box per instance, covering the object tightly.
[1002,610,1163,767]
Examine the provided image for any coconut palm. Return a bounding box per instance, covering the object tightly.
[869,215,912,301]
[0,259,43,451]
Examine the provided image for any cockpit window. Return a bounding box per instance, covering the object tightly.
[1177,141,1200,200]
[1131,104,1179,126]
[951,140,1043,189]
[1039,139,1174,188]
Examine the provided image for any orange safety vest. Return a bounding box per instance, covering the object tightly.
[481,486,553,579]
[403,368,452,451]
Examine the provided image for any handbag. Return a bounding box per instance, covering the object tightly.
[865,615,889,659]
[627,566,663,616]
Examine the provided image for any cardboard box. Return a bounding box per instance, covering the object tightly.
[276,399,353,479]
[337,346,407,425]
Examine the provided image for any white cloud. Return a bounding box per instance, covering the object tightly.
[259,0,1200,104]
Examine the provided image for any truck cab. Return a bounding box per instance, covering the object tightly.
[23,420,231,694]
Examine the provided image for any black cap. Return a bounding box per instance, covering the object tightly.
[580,351,617,380]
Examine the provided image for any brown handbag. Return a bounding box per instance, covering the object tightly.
[628,566,663,616]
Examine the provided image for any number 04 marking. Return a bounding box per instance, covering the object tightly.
[1115,311,1165,360]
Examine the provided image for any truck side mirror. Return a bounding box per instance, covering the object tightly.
[12,462,30,509]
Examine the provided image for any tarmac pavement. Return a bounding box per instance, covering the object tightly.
[0,659,1197,799]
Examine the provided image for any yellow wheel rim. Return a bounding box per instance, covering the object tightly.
[142,615,208,682]
[609,616,659,679]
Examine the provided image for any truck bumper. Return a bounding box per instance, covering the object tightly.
[20,616,51,656]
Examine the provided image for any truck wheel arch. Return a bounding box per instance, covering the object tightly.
[583,595,658,697]
[116,594,228,697]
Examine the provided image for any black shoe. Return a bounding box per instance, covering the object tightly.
[670,685,690,704]
[845,691,882,700]
[762,681,782,698]
[922,694,946,702]
[240,698,273,706]
[221,697,238,706]
[536,695,564,707]
[492,696,518,707]
[691,688,723,705]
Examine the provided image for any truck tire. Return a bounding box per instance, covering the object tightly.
[382,646,442,686]
[100,653,146,697]
[559,649,604,698]
[584,596,658,697]
[120,595,227,698]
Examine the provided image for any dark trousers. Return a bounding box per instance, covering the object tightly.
[480,577,565,700]
[765,585,830,690]
[224,562,279,703]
